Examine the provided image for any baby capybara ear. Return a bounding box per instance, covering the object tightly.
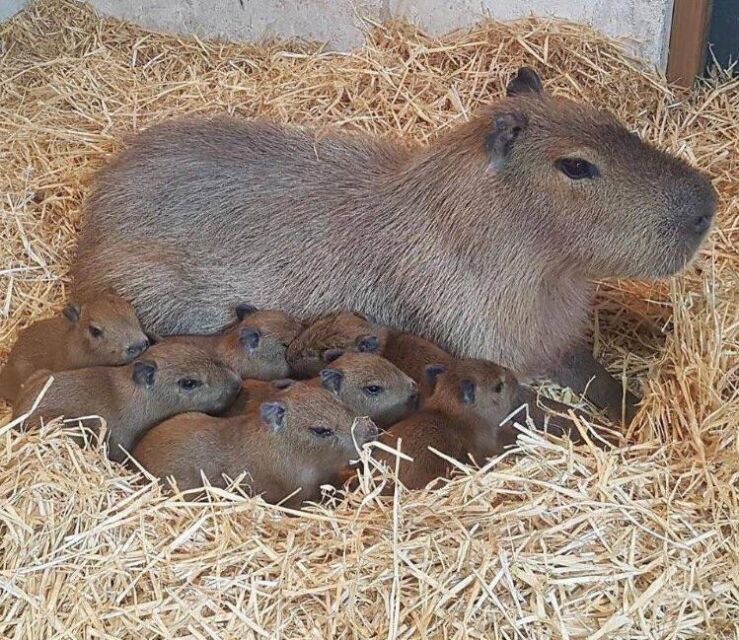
[132,360,158,388]
[460,379,476,405]
[319,368,344,394]
[356,335,380,353]
[322,348,344,363]
[239,328,261,351]
[506,66,544,97]
[424,363,447,389]
[261,401,286,432]
[235,303,258,321]
[485,112,528,174]
[63,303,82,324]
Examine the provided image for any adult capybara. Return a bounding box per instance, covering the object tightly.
[0,293,149,402]
[133,383,378,506]
[376,359,518,490]
[72,67,716,423]
[14,342,241,462]
[163,304,303,380]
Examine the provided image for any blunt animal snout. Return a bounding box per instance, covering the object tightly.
[126,338,149,358]
[354,416,379,444]
[673,174,717,239]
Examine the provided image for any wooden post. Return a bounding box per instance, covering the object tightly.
[666,0,713,87]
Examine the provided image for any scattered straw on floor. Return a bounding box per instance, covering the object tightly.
[1,1,738,638]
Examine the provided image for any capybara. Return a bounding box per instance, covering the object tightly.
[375,359,518,490]
[163,304,303,380]
[72,67,716,422]
[13,342,241,462]
[133,383,378,507]
[228,353,417,426]
[287,311,389,378]
[0,293,149,402]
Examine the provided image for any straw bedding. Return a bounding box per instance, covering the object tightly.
[1,0,738,637]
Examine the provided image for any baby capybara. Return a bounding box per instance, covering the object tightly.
[73,67,717,422]
[133,383,378,507]
[0,293,149,402]
[287,311,450,400]
[13,341,241,462]
[163,304,303,380]
[375,359,518,490]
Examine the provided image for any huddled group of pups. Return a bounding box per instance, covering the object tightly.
[1,292,521,507]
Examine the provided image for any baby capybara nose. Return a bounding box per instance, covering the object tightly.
[126,338,149,358]
[355,416,379,444]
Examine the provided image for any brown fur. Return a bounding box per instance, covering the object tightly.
[133,383,378,507]
[162,307,303,380]
[228,352,418,426]
[72,68,715,412]
[287,311,451,399]
[13,341,241,462]
[225,378,294,416]
[376,359,518,490]
[0,293,149,402]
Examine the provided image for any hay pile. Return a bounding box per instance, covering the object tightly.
[1,1,738,637]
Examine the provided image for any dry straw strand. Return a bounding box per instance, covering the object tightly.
[1,1,738,638]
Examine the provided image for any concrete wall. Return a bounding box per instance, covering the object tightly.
[2,0,674,69]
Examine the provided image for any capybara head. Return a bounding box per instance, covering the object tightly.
[286,311,390,378]
[222,304,304,380]
[132,342,241,415]
[466,67,717,279]
[259,383,378,467]
[318,352,418,426]
[425,358,518,430]
[65,292,149,364]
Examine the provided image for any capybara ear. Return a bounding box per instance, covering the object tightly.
[261,401,286,432]
[424,363,447,389]
[132,360,157,388]
[460,379,476,405]
[506,66,544,97]
[235,303,258,320]
[485,112,528,174]
[322,348,344,363]
[239,328,261,351]
[271,378,295,390]
[63,303,82,324]
[319,368,344,394]
[356,335,380,353]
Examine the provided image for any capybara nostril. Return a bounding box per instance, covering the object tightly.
[691,214,713,235]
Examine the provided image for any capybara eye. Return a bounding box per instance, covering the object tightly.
[178,378,203,391]
[493,381,504,393]
[363,385,384,396]
[310,426,334,438]
[555,158,599,180]
[88,325,103,338]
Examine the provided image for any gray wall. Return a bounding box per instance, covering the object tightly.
[2,0,674,69]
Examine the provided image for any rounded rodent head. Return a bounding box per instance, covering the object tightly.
[286,311,390,379]
[131,341,241,415]
[425,358,518,430]
[469,67,717,279]
[258,382,378,469]
[318,352,418,426]
[65,292,149,364]
[224,304,304,380]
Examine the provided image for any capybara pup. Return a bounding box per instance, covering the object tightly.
[0,293,149,402]
[163,304,303,380]
[376,359,518,490]
[13,341,241,462]
[287,311,449,399]
[287,311,389,378]
[133,383,378,507]
[73,68,716,421]
[313,352,418,426]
